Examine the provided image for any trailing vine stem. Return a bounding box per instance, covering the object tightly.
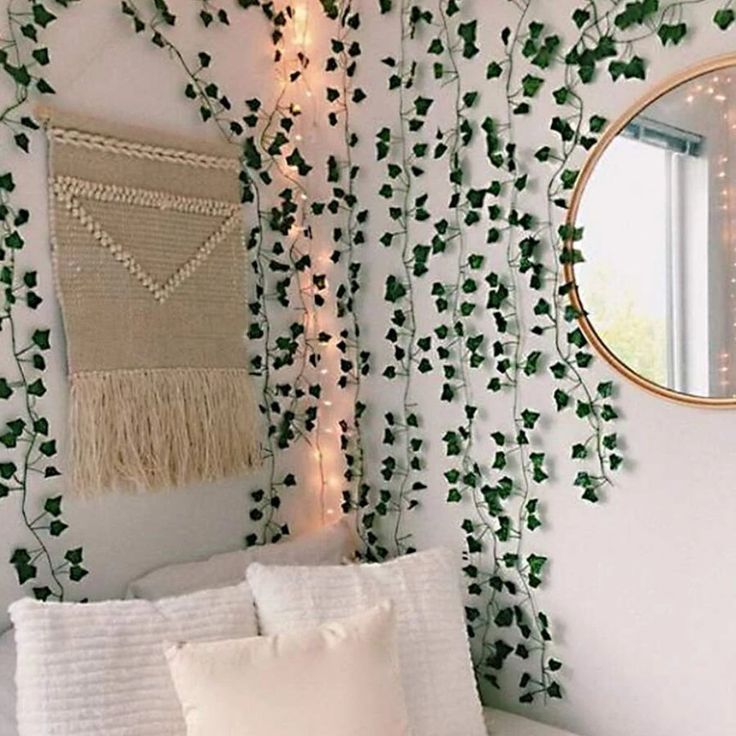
[392,0,420,556]
[372,0,429,560]
[318,0,371,538]
[428,0,507,694]
[502,0,556,701]
[0,0,86,602]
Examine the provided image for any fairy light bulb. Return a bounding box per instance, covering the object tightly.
[293,3,310,47]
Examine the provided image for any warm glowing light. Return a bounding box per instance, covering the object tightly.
[292,3,311,46]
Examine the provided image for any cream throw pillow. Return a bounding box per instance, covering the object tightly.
[165,603,410,736]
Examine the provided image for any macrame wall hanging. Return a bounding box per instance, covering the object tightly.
[42,109,260,496]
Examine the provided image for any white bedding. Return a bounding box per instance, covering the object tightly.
[2,626,577,736]
[485,707,580,736]
[0,628,17,736]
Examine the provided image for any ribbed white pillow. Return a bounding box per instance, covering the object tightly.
[165,603,411,736]
[9,582,257,736]
[126,517,357,600]
[247,547,487,736]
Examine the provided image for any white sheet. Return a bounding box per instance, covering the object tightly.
[485,708,580,736]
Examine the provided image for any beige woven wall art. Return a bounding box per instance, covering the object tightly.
[44,110,260,495]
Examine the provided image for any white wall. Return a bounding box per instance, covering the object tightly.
[0,1,322,630]
[351,4,736,736]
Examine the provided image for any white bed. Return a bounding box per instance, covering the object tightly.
[2,632,579,736]
[1,627,580,736]
[485,707,579,735]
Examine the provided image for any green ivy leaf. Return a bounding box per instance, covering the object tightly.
[458,20,478,58]
[49,520,68,537]
[658,22,687,46]
[714,8,735,29]
[27,379,46,397]
[32,329,51,350]
[32,3,57,28]
[0,462,17,480]
[0,378,12,400]
[44,496,62,517]
[521,74,544,97]
[65,547,83,565]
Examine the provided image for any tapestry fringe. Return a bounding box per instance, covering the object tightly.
[69,368,262,495]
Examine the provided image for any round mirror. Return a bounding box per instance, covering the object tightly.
[568,54,736,406]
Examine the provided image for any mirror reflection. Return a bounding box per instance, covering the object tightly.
[574,60,736,401]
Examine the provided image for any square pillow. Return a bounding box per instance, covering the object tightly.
[247,547,486,736]
[165,602,410,736]
[126,517,357,600]
[9,582,256,736]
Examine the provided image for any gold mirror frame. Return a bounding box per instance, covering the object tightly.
[566,52,736,408]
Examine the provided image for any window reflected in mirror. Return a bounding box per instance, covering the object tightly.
[573,58,736,402]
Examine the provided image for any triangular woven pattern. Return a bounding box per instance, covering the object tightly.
[47,113,260,495]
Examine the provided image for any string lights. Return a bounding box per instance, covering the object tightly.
[280,0,347,525]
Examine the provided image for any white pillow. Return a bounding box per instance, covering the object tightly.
[0,628,17,736]
[127,517,357,600]
[165,602,410,736]
[9,583,257,736]
[247,547,487,736]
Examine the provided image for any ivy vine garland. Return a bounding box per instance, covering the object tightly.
[1,0,87,603]
[1,0,734,709]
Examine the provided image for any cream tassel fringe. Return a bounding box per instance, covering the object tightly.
[69,368,262,496]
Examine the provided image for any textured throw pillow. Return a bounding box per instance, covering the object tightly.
[127,517,357,599]
[247,547,486,736]
[9,583,256,736]
[0,628,17,736]
[165,602,410,736]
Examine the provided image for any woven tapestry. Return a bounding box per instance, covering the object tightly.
[44,110,260,495]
